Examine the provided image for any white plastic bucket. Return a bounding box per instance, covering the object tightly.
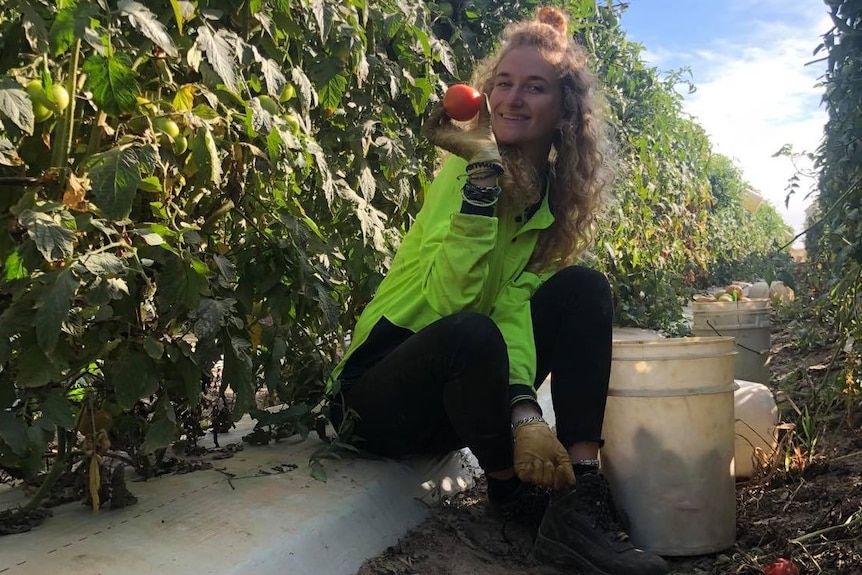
[692,300,771,384]
[602,336,737,556]
[734,379,779,479]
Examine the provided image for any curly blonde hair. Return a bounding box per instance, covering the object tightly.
[472,6,614,271]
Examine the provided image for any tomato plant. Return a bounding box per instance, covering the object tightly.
[0,0,447,506]
[443,84,481,121]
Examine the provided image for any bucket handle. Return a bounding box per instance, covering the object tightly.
[705,320,770,356]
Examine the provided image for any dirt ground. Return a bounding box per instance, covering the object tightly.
[355,309,862,575]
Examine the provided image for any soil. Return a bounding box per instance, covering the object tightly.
[355,307,862,575]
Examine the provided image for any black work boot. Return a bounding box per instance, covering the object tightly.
[534,472,669,575]
[488,479,551,533]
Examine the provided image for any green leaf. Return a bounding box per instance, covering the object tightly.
[169,0,185,35]
[138,176,162,193]
[264,336,286,391]
[171,354,202,406]
[196,26,238,93]
[143,336,164,360]
[193,297,231,341]
[291,67,317,111]
[85,145,141,220]
[18,210,76,261]
[313,283,339,328]
[34,268,80,353]
[4,250,28,281]
[142,400,177,453]
[306,0,327,42]
[213,254,236,284]
[49,2,96,56]
[134,228,165,245]
[109,347,159,409]
[20,2,50,53]
[80,252,125,275]
[222,337,253,422]
[162,255,208,308]
[16,345,65,388]
[358,162,375,201]
[0,411,28,455]
[313,59,348,111]
[252,403,310,427]
[0,78,34,135]
[254,50,286,98]
[118,0,178,58]
[189,125,222,185]
[0,303,34,366]
[82,53,139,116]
[41,393,77,430]
[310,459,327,482]
[105,277,130,298]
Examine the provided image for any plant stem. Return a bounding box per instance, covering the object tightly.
[830,450,862,464]
[790,511,862,545]
[51,39,81,169]
[22,428,70,512]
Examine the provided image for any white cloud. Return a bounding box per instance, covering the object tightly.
[638,6,831,247]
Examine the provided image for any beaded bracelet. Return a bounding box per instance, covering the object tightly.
[463,180,502,207]
[511,415,546,432]
[466,161,503,175]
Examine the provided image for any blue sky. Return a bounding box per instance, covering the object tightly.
[618,0,831,247]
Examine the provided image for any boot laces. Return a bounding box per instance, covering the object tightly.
[496,483,551,528]
[572,473,629,542]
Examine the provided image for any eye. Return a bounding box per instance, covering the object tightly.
[527,84,545,93]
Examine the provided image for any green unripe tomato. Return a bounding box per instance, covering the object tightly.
[172,134,188,155]
[26,79,45,102]
[155,117,180,138]
[257,95,279,114]
[32,100,54,123]
[279,83,296,102]
[49,84,70,112]
[284,113,301,134]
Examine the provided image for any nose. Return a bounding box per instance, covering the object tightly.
[502,86,524,107]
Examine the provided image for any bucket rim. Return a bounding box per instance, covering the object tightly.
[611,335,735,345]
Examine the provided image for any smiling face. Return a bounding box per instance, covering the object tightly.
[489,45,564,166]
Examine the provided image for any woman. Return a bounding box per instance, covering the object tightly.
[330,7,668,575]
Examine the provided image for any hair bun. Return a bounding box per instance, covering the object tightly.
[537,6,568,35]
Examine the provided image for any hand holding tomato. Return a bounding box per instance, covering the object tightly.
[764,558,799,575]
[423,86,500,166]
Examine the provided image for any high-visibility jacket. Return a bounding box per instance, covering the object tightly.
[331,155,556,406]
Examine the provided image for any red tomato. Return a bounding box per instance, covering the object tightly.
[764,558,799,575]
[443,84,481,121]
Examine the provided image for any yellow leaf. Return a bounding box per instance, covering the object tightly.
[89,454,102,513]
[173,84,196,112]
[62,172,88,211]
[249,319,263,353]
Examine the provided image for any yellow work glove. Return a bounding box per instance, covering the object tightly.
[513,421,576,491]
[422,96,502,167]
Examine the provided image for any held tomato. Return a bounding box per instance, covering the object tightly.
[443,84,481,121]
[763,558,799,575]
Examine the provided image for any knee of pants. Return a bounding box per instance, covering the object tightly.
[555,266,613,316]
[440,311,507,358]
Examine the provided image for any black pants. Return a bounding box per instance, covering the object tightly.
[335,265,613,473]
